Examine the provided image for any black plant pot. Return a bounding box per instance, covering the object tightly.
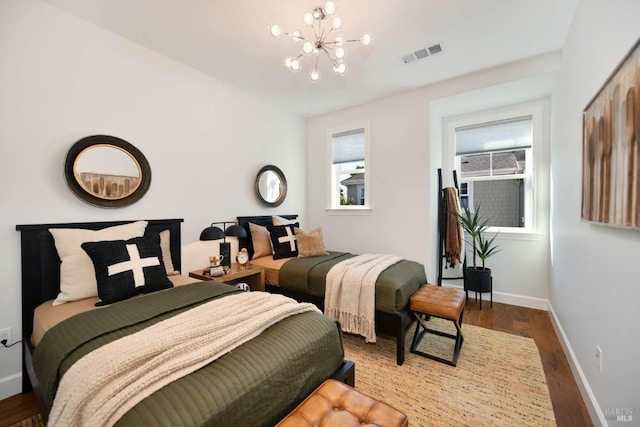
[464,267,492,293]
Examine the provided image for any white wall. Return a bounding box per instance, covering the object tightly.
[550,0,640,424]
[0,0,305,399]
[305,53,560,309]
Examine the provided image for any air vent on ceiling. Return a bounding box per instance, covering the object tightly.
[402,43,443,64]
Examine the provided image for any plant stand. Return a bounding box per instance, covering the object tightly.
[464,268,493,310]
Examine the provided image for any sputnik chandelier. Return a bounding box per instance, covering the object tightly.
[269,1,371,81]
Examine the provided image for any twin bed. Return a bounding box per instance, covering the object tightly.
[16,219,353,426]
[237,215,428,366]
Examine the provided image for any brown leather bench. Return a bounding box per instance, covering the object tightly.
[410,284,466,366]
[277,379,408,427]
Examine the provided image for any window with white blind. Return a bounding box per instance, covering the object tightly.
[330,126,369,209]
[455,116,533,229]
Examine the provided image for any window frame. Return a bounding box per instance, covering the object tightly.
[326,121,371,214]
[443,100,548,234]
[456,146,533,229]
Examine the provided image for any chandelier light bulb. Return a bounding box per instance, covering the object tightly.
[288,58,301,72]
[331,16,342,29]
[324,1,336,15]
[289,59,302,73]
[310,68,321,81]
[270,24,281,37]
[333,62,347,75]
[303,12,314,25]
[360,34,372,46]
[335,46,345,59]
[302,41,314,54]
[292,30,302,42]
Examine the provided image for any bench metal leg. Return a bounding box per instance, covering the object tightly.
[410,310,464,367]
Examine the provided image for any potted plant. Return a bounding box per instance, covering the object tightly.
[458,204,500,293]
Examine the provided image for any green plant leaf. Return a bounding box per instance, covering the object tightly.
[457,203,500,268]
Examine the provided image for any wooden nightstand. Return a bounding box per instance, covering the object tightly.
[189,263,266,292]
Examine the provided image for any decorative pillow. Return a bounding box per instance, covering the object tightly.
[267,224,299,260]
[272,215,298,226]
[81,232,173,306]
[159,229,179,275]
[295,227,329,257]
[249,222,273,259]
[49,221,148,305]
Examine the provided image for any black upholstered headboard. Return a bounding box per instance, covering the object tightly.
[15,219,183,346]
[236,215,297,259]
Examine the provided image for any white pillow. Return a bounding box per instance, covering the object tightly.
[50,221,148,305]
[272,215,298,226]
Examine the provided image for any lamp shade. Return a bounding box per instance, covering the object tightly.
[224,224,247,238]
[199,226,225,241]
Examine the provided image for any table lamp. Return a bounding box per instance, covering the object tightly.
[200,222,247,269]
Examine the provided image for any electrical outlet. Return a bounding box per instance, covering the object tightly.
[596,346,603,372]
[0,327,11,346]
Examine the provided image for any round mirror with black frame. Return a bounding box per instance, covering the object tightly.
[255,165,287,207]
[64,135,151,208]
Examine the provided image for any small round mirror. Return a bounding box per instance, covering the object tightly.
[255,165,287,207]
[64,135,151,208]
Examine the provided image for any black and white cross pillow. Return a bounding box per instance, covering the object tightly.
[267,223,299,259]
[81,232,173,306]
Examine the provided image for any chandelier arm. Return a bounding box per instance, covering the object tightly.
[319,22,330,42]
[321,46,338,63]
[324,38,360,45]
[282,31,309,42]
[312,20,323,42]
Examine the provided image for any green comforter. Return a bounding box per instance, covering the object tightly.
[33,281,345,427]
[279,251,427,314]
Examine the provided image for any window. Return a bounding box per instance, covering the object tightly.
[330,126,369,209]
[459,182,470,210]
[455,116,533,229]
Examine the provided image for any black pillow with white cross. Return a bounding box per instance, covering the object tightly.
[81,232,173,306]
[267,223,299,259]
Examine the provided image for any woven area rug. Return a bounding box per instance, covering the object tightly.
[343,319,556,427]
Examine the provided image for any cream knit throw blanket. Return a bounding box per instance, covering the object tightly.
[325,254,402,343]
[48,292,319,427]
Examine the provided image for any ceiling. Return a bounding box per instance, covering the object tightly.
[41,0,580,117]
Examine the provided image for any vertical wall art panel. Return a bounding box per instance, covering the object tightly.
[582,37,640,228]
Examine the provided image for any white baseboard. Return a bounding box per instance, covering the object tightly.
[441,282,603,425]
[0,372,22,401]
[547,303,606,427]
[441,281,549,310]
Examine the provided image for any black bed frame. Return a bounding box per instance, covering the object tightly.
[237,215,414,365]
[15,218,355,420]
[15,219,184,393]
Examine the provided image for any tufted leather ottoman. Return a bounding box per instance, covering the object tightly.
[410,284,466,366]
[277,379,408,427]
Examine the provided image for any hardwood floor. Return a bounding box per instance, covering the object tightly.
[464,298,593,427]
[0,390,38,427]
[0,300,593,427]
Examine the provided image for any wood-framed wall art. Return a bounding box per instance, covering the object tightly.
[582,36,640,228]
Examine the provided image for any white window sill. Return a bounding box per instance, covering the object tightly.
[325,208,372,216]
[485,227,545,241]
